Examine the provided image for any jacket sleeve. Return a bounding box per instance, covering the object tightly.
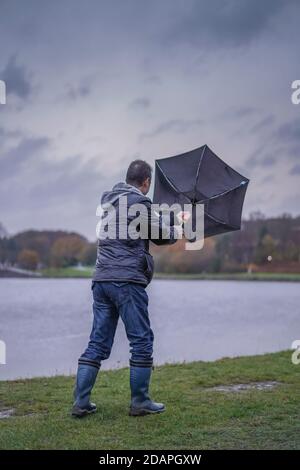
[142,199,180,246]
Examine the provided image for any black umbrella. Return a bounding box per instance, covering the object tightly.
[153,144,249,238]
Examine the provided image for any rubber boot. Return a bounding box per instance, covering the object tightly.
[129,366,165,416]
[72,360,100,418]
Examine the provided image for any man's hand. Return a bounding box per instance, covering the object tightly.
[176,210,191,224]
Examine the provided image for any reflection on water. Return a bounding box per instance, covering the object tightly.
[0,278,299,380]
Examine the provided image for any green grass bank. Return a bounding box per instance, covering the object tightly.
[0,351,299,450]
[40,267,300,282]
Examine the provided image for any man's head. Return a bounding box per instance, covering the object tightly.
[126,159,152,195]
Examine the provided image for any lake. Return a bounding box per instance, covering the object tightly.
[0,278,299,380]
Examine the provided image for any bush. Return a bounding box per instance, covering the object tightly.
[17,249,39,270]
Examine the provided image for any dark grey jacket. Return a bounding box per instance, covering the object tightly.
[93,182,177,286]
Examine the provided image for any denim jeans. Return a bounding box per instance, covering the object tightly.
[79,281,154,368]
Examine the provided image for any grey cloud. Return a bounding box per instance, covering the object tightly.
[245,148,277,169]
[0,126,21,150]
[128,97,151,110]
[0,136,118,237]
[139,118,203,141]
[0,136,50,178]
[276,118,300,143]
[289,164,300,175]
[0,131,117,209]
[221,106,259,120]
[27,154,103,203]
[273,119,300,160]
[0,55,32,100]
[286,146,300,159]
[261,154,276,167]
[261,174,274,184]
[250,115,275,134]
[0,0,299,231]
[64,82,91,101]
[144,75,161,85]
[20,152,120,236]
[166,0,298,48]
[245,125,300,172]
[0,126,20,139]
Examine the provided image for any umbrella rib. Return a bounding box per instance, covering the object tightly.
[156,162,184,195]
[201,182,247,228]
[192,145,207,203]
[204,210,226,225]
[198,181,248,204]
[204,210,238,229]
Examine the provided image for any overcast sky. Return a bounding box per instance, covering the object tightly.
[0,0,300,240]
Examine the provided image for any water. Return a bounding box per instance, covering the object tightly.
[0,278,299,380]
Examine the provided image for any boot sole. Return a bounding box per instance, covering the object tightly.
[129,407,166,417]
[71,408,97,418]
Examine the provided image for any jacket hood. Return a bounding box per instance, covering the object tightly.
[101,182,146,207]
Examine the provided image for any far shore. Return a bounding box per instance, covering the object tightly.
[1,266,300,282]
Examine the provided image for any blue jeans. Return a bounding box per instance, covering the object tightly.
[79,281,154,368]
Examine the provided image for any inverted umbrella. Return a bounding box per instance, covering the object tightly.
[153,144,249,238]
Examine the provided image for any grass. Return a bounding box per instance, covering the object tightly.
[154,272,300,282]
[39,267,300,282]
[0,351,299,450]
[41,266,94,278]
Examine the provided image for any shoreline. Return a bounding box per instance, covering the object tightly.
[1,268,300,282]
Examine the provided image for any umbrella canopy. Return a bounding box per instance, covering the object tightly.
[153,144,249,238]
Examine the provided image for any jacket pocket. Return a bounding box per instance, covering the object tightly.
[142,251,154,283]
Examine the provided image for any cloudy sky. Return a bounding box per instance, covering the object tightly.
[0,0,299,240]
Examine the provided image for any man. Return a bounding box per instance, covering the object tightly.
[72,160,183,418]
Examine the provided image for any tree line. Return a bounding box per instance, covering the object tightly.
[153,212,300,274]
[0,213,299,273]
[0,228,96,271]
